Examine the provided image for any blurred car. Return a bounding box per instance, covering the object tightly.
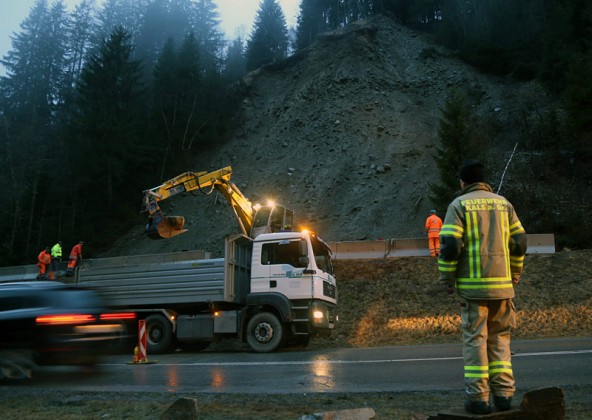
[0,281,134,379]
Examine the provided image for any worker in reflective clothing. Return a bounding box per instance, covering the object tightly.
[36,247,51,279]
[438,160,527,415]
[48,241,62,280]
[66,241,84,276]
[425,209,443,257]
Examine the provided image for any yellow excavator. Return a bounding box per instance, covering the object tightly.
[142,166,294,240]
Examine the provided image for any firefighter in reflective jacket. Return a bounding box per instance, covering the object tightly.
[66,241,84,276]
[438,160,527,415]
[425,209,443,257]
[36,247,51,279]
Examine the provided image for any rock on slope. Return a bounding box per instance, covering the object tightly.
[106,15,540,258]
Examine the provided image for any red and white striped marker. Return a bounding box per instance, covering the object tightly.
[137,319,148,363]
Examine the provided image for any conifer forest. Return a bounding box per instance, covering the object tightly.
[1,0,591,265]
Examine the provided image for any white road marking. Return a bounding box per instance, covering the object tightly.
[104,349,592,367]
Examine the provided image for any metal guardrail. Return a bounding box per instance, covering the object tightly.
[0,250,211,284]
[0,235,556,282]
[329,234,555,260]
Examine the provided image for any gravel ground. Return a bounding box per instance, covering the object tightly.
[1,385,591,419]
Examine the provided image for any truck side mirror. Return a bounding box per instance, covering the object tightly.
[298,256,309,267]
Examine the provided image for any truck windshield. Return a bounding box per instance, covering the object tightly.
[261,239,308,268]
[311,235,334,275]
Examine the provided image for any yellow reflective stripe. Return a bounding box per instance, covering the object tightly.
[438,260,458,273]
[464,365,489,378]
[489,361,513,375]
[457,277,513,289]
[489,361,512,367]
[510,255,524,268]
[501,212,511,276]
[510,221,525,235]
[458,284,514,289]
[465,372,489,378]
[440,224,463,238]
[489,368,512,374]
[457,277,513,283]
[466,211,481,278]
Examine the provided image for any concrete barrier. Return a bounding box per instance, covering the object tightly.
[329,234,555,260]
[526,233,555,254]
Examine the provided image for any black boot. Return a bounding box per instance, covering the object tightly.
[493,396,512,411]
[464,399,492,415]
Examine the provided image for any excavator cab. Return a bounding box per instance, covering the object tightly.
[251,205,294,238]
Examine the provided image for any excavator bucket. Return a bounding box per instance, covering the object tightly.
[146,215,187,240]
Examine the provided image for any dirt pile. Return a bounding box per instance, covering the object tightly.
[105,14,547,258]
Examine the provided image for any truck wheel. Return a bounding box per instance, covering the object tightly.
[246,312,283,353]
[145,314,173,354]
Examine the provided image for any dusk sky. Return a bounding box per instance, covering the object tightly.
[0,0,300,74]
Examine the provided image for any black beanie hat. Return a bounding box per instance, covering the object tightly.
[459,160,484,184]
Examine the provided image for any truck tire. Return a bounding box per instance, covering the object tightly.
[145,314,173,354]
[246,312,283,353]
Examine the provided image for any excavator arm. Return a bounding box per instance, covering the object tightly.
[142,166,293,240]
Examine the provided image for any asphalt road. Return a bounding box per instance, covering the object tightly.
[6,338,592,394]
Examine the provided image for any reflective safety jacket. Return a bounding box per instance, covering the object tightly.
[51,243,62,259]
[425,214,443,238]
[438,182,527,300]
[38,250,51,265]
[69,243,83,260]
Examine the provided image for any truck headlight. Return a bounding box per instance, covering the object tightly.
[313,310,324,320]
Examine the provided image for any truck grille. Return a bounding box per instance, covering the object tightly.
[323,281,336,299]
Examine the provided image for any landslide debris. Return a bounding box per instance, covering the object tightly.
[105,14,550,258]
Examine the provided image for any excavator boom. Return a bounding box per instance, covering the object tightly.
[142,166,293,240]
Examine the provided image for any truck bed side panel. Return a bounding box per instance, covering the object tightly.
[77,257,226,308]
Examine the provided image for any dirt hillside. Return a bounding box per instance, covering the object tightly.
[319,250,592,349]
[105,14,549,258]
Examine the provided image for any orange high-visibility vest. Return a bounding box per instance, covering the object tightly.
[69,243,83,260]
[38,250,51,265]
[425,214,443,238]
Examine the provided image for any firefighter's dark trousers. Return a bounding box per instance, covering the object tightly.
[460,298,516,402]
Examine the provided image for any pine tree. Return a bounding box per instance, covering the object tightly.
[223,37,247,82]
[66,0,98,82]
[246,0,289,71]
[0,0,70,261]
[295,0,327,51]
[136,0,193,68]
[95,0,148,44]
[71,27,150,243]
[190,0,224,79]
[429,89,480,210]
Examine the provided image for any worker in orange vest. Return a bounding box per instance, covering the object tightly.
[425,209,443,257]
[36,247,51,279]
[66,241,84,276]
